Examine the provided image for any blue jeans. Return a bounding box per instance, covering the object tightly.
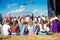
[20,31,28,36]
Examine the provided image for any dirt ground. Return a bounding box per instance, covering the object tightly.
[0,33,60,40]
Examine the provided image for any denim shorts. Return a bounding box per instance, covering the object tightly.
[39,31,48,35]
[11,33,17,36]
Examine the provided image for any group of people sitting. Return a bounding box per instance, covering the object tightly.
[0,13,60,36]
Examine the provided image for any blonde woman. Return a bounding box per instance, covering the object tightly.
[27,18,37,35]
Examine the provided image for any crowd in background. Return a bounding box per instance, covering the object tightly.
[0,13,60,36]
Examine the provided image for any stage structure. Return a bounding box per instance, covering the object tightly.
[48,0,60,16]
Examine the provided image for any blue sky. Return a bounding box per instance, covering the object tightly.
[0,0,48,17]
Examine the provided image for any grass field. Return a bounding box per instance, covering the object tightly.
[0,33,60,40]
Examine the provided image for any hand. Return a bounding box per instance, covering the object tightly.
[43,30,46,32]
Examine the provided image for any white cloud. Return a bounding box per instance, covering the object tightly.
[20,5,25,8]
[10,8,24,13]
[39,10,48,16]
[9,5,25,13]
[7,3,16,8]
[32,9,38,14]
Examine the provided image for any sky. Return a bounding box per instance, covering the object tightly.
[0,0,48,17]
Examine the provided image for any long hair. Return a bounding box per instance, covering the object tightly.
[28,19,33,26]
[11,21,17,28]
[40,19,45,30]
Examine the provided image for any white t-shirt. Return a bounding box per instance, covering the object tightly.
[50,18,53,22]
[38,18,41,22]
[39,24,47,31]
[2,24,10,35]
[26,17,30,22]
[41,17,45,21]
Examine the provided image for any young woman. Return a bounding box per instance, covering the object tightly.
[45,16,50,32]
[33,19,40,35]
[9,21,19,36]
[38,19,48,35]
[26,18,38,35]
[27,20,35,35]
[19,18,28,35]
